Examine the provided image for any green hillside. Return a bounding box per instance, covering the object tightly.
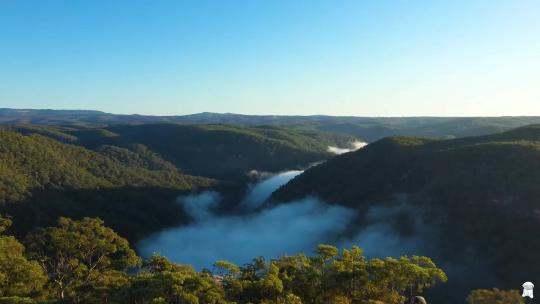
[0,130,216,241]
[272,124,540,301]
[0,124,354,240]
[6,124,357,181]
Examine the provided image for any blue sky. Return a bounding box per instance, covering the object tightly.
[0,0,538,116]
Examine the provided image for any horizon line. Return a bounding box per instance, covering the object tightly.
[2,107,540,119]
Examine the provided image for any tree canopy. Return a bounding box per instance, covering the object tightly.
[0,215,47,300]
[25,217,140,301]
[0,215,452,304]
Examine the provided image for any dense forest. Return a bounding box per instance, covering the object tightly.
[273,124,540,302]
[0,214,524,304]
[0,129,217,241]
[5,213,523,304]
[0,124,354,241]
[0,119,535,303]
[3,124,355,181]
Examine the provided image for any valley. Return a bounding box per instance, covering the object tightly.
[2,2,536,302]
[0,114,537,304]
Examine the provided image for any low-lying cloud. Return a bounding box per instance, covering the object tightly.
[339,200,431,258]
[138,170,500,304]
[328,140,368,154]
[138,171,431,270]
[241,170,302,211]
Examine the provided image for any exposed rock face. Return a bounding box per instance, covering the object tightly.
[410,296,427,304]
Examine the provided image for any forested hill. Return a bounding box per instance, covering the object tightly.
[271,124,540,301]
[0,124,354,241]
[0,130,217,241]
[272,124,540,204]
[4,124,356,181]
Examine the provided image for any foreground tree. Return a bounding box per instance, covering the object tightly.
[220,244,446,304]
[25,217,141,302]
[466,288,523,304]
[0,217,448,304]
[119,254,229,304]
[363,256,447,304]
[0,215,47,299]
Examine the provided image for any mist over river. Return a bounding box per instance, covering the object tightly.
[138,168,426,270]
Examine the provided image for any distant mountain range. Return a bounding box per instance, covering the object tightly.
[3,108,540,141]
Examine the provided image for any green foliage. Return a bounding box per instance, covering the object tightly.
[0,124,354,241]
[220,245,445,304]
[364,256,447,304]
[97,144,178,171]
[466,288,523,304]
[0,297,36,304]
[0,130,216,241]
[213,260,240,277]
[0,130,215,196]
[272,124,540,296]
[0,217,12,235]
[0,237,47,298]
[0,215,47,298]
[3,123,355,183]
[0,214,488,304]
[119,254,229,304]
[2,124,79,143]
[4,120,540,303]
[64,123,356,181]
[25,217,140,301]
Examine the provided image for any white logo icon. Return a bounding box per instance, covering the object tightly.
[523,281,534,299]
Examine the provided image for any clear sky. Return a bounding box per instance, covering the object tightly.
[0,0,539,116]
